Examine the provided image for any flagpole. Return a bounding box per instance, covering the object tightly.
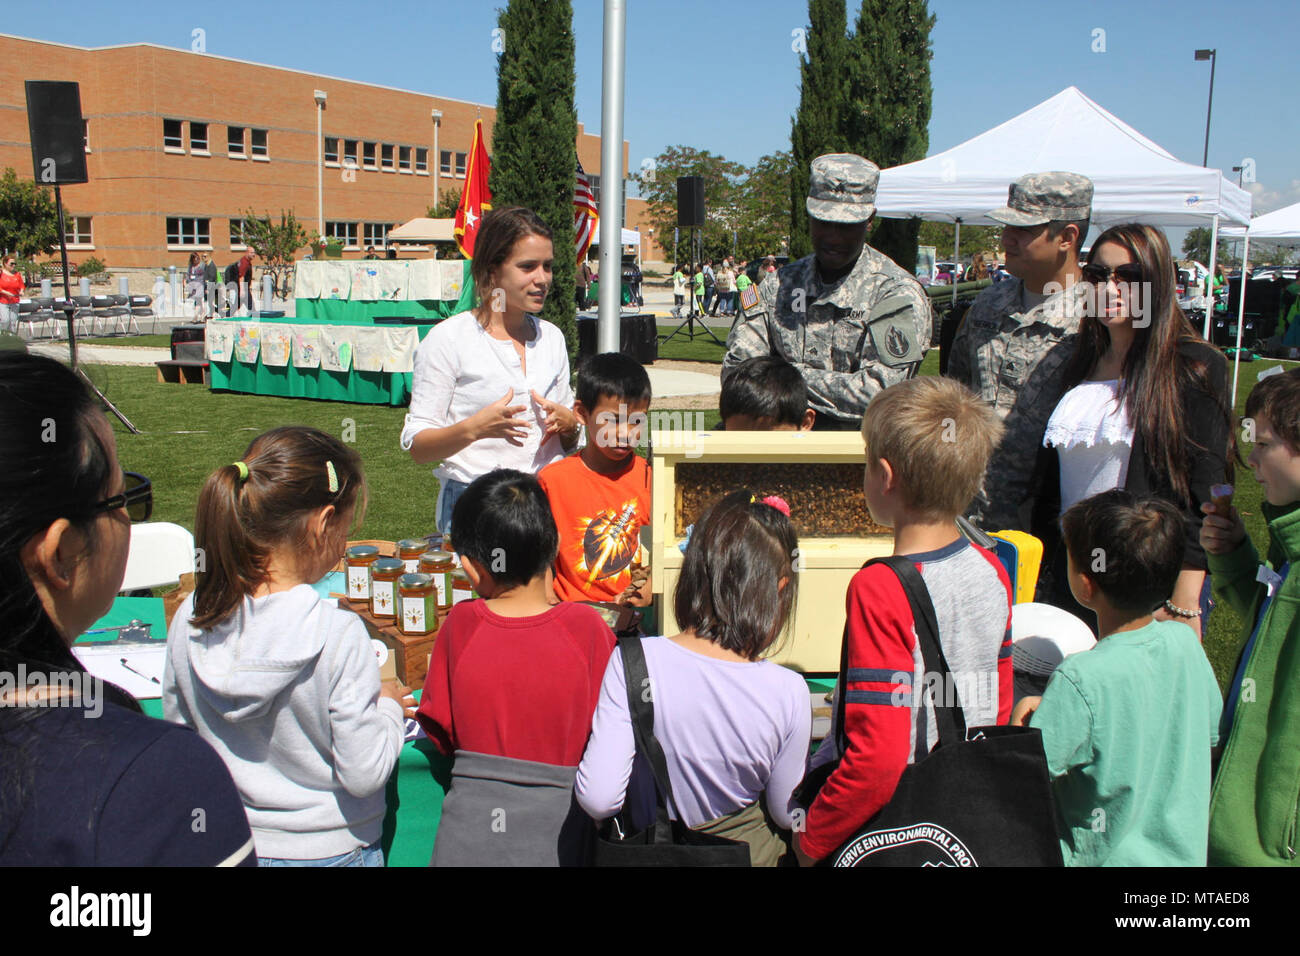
[597,0,627,354]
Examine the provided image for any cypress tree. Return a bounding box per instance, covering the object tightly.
[789,0,852,260]
[490,0,579,358]
[847,0,935,273]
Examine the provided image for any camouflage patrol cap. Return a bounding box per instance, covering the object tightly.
[988,171,1093,227]
[806,154,879,224]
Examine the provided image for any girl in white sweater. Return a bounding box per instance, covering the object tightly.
[164,426,409,866]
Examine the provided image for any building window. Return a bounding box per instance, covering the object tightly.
[440,150,468,177]
[344,139,358,168]
[189,122,208,153]
[64,216,93,246]
[381,144,395,172]
[589,173,601,204]
[363,141,377,170]
[325,221,358,250]
[227,126,245,157]
[399,146,412,173]
[415,147,428,174]
[324,136,338,166]
[166,217,210,247]
[251,128,268,159]
[163,118,183,151]
[229,218,247,249]
[363,222,391,248]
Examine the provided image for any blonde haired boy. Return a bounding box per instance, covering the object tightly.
[797,377,1013,864]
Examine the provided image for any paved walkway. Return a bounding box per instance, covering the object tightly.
[31,341,722,398]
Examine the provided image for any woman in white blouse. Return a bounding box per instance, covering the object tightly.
[1032,223,1231,636]
[401,207,580,533]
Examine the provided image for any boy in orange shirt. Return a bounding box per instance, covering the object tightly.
[539,352,653,606]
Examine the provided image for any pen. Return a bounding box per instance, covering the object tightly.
[120,659,161,685]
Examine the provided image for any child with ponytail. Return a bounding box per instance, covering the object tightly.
[164,426,410,866]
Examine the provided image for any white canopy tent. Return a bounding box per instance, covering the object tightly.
[1217,201,1300,398]
[386,218,456,244]
[875,86,1252,316]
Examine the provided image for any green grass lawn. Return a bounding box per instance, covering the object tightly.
[656,322,728,363]
[96,348,1284,686]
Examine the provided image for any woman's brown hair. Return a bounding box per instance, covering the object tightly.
[191,426,366,628]
[1064,223,1231,505]
[469,205,553,321]
[673,491,799,661]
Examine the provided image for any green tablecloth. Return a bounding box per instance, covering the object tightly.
[294,260,475,325]
[80,595,449,867]
[207,316,441,406]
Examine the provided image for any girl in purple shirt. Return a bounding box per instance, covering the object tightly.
[575,491,811,866]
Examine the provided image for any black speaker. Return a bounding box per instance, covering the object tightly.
[25,81,88,185]
[677,176,705,228]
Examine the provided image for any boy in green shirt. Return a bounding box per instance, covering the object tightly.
[1014,490,1222,866]
[1200,367,1300,865]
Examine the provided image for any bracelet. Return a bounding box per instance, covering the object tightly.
[1163,600,1201,619]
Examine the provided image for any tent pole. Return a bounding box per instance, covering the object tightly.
[952,218,961,307]
[1204,215,1220,339]
[1232,235,1250,403]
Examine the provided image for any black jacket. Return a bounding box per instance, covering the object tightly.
[1020,339,1231,572]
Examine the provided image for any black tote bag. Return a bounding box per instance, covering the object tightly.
[592,636,752,867]
[798,555,1063,867]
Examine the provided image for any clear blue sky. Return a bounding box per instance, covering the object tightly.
[19,0,1300,217]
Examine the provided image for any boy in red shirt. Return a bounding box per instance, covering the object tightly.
[538,352,653,606]
[416,469,615,866]
[796,377,1013,865]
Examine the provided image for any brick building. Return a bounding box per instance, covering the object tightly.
[0,33,656,269]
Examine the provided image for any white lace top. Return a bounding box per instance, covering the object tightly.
[1043,380,1135,514]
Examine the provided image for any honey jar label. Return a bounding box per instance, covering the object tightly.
[403,559,420,574]
[434,574,448,604]
[402,596,428,633]
[347,567,370,600]
[372,581,395,615]
[452,588,472,605]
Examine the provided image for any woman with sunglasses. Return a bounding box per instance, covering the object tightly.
[0,352,255,865]
[0,255,23,334]
[1026,223,1232,636]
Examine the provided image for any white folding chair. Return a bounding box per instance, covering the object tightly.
[120,522,196,591]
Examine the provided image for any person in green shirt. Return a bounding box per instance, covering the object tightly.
[691,264,705,314]
[1014,489,1222,866]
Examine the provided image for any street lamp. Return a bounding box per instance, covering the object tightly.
[314,90,328,238]
[1194,49,1216,167]
[1232,165,1244,188]
[431,108,443,214]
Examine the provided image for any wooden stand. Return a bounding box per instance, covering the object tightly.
[156,359,211,384]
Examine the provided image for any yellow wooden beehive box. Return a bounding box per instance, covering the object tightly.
[650,430,893,673]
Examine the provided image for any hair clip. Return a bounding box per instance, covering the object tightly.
[232,461,249,482]
[326,460,339,494]
[761,495,791,517]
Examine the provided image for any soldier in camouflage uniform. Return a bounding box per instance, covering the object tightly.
[723,154,931,429]
[947,172,1093,531]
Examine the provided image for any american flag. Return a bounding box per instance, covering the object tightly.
[574,161,599,263]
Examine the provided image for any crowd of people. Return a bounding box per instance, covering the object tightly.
[1,163,1295,869]
[671,256,776,319]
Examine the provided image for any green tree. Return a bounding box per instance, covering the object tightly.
[848,0,936,273]
[633,145,747,263]
[1182,226,1231,266]
[789,0,852,259]
[917,221,1002,265]
[427,186,462,220]
[735,151,794,261]
[0,167,62,258]
[490,0,579,357]
[241,209,310,300]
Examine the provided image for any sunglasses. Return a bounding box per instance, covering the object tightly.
[92,472,153,523]
[1081,263,1144,285]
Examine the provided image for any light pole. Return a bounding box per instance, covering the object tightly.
[314,90,327,238]
[1232,165,1244,188]
[1194,49,1216,167]
[431,108,443,214]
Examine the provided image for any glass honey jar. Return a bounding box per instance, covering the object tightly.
[397,539,428,574]
[451,568,476,606]
[344,545,380,602]
[419,550,456,609]
[369,557,404,619]
[397,573,436,636]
